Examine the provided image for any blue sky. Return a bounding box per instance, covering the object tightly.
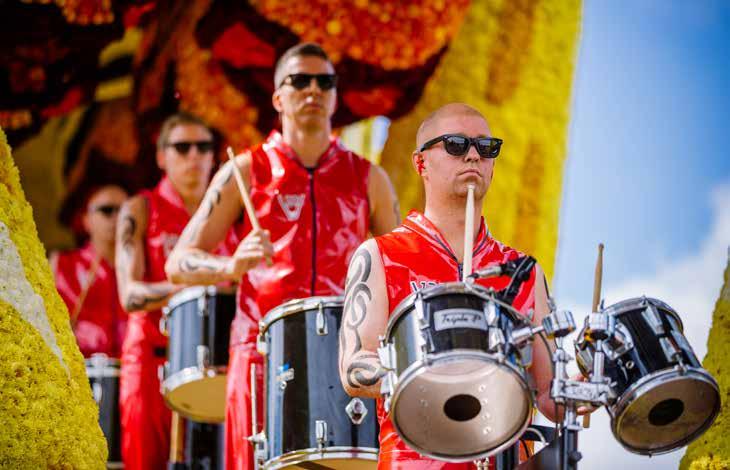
[551,2,730,468]
[555,0,730,303]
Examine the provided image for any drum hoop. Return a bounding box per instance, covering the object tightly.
[165,285,238,313]
[162,365,228,423]
[610,366,720,455]
[259,296,343,334]
[603,297,684,332]
[262,447,379,469]
[388,350,533,463]
[386,282,524,340]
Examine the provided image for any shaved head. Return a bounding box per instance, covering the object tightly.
[416,103,490,149]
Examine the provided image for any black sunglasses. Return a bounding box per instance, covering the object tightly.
[91,204,120,217]
[279,73,338,91]
[165,140,215,155]
[419,134,503,159]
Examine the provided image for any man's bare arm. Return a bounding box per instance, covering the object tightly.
[166,156,272,284]
[115,195,180,312]
[339,240,389,398]
[368,164,400,236]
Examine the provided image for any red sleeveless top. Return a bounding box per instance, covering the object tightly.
[374,211,537,467]
[231,131,371,346]
[52,243,127,358]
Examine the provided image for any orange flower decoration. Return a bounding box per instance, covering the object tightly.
[249,0,470,69]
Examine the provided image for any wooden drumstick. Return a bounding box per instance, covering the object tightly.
[462,184,476,281]
[169,412,185,463]
[583,242,604,428]
[226,146,261,231]
[226,146,272,266]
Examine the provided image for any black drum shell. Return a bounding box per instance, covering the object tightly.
[165,286,236,376]
[261,301,379,462]
[388,291,529,374]
[580,298,702,400]
[86,357,122,466]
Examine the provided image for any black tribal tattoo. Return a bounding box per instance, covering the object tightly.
[340,249,374,384]
[346,355,387,389]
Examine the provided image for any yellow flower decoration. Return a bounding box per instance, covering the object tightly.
[380,0,581,281]
[680,258,730,469]
[0,127,106,468]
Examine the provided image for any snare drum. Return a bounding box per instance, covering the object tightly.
[379,282,534,462]
[161,286,236,423]
[575,297,720,455]
[85,353,122,469]
[254,296,379,469]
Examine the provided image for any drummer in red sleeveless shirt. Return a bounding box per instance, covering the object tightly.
[51,184,129,358]
[339,103,588,469]
[165,43,400,470]
[115,113,238,470]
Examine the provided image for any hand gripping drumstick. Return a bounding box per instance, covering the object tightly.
[583,242,604,428]
[462,184,476,282]
[226,146,272,266]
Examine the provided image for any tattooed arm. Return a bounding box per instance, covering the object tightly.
[115,195,181,312]
[339,239,390,398]
[368,164,400,236]
[165,155,273,284]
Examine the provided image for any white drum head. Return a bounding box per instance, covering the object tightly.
[163,369,227,423]
[391,353,532,461]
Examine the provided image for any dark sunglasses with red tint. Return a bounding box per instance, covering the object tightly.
[91,204,121,217]
[419,134,503,159]
[165,140,215,155]
[278,73,338,91]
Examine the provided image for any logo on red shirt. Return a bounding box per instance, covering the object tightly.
[277,193,306,221]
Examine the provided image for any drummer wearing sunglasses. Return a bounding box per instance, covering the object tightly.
[165,42,400,470]
[115,113,239,470]
[340,103,594,469]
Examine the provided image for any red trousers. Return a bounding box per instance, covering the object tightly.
[225,344,264,470]
[120,314,171,470]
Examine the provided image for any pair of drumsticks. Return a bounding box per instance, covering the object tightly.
[460,184,603,428]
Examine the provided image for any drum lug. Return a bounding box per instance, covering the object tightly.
[257,332,268,355]
[345,397,368,425]
[484,301,499,327]
[159,310,169,336]
[197,295,208,316]
[377,341,396,371]
[196,345,210,370]
[659,337,682,364]
[315,420,328,451]
[247,432,268,469]
[642,304,665,335]
[92,381,103,404]
[488,328,506,353]
[380,372,396,413]
[316,302,328,336]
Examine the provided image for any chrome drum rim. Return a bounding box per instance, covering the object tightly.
[262,446,378,469]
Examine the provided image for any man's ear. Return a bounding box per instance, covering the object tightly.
[272,89,283,113]
[412,151,426,176]
[156,148,166,171]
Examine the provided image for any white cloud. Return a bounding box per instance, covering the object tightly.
[542,181,730,470]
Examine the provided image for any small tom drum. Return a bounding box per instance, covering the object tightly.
[85,353,122,469]
[161,285,236,423]
[576,297,720,455]
[254,296,379,469]
[379,282,534,462]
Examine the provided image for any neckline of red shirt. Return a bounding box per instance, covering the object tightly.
[402,210,491,263]
[157,175,192,216]
[263,130,341,171]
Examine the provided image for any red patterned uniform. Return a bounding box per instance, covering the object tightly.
[120,177,237,470]
[226,131,371,470]
[52,243,126,358]
[374,211,537,470]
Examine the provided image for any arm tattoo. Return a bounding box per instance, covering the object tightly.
[343,249,372,355]
[346,358,387,389]
[124,284,171,312]
[119,214,136,256]
[180,166,233,244]
[179,251,225,273]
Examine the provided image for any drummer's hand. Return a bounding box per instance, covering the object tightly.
[572,373,599,415]
[226,229,273,279]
